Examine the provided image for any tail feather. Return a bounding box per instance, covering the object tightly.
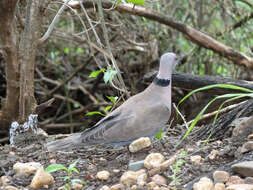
[46,133,81,151]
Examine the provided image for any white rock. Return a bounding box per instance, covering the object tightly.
[226,184,253,190]
[151,174,167,185]
[5,186,19,190]
[110,183,125,190]
[13,162,42,176]
[213,170,230,182]
[190,155,202,165]
[137,173,147,186]
[214,183,225,190]
[72,182,83,190]
[96,170,110,181]
[0,176,10,185]
[226,175,244,186]
[193,177,214,190]
[30,167,54,189]
[144,153,165,169]
[100,185,110,190]
[129,137,151,153]
[232,161,253,177]
[208,150,219,160]
[120,171,138,185]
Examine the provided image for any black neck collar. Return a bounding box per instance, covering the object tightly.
[152,76,171,87]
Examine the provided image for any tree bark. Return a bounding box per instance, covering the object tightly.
[0,0,20,125]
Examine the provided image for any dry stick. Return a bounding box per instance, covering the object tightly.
[43,122,86,129]
[185,100,247,126]
[38,0,71,44]
[76,0,253,68]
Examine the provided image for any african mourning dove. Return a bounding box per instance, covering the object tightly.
[47,52,179,151]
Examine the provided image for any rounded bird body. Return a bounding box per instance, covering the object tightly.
[47,52,179,151]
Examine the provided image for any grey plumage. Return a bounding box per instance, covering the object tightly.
[46,52,179,151]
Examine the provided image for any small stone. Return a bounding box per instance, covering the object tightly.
[232,161,253,177]
[160,187,170,190]
[49,159,56,164]
[226,184,253,190]
[160,155,177,170]
[153,186,161,190]
[129,137,151,153]
[226,175,244,186]
[13,162,42,176]
[213,171,230,183]
[214,183,225,190]
[245,177,253,184]
[1,176,10,185]
[241,141,253,153]
[137,173,147,186]
[113,169,120,174]
[190,155,202,165]
[100,185,110,190]
[5,186,18,190]
[151,174,167,185]
[120,171,138,185]
[9,151,15,155]
[71,182,83,190]
[146,182,159,189]
[110,183,125,190]
[30,167,54,189]
[131,185,137,190]
[193,177,214,190]
[248,134,253,139]
[58,186,65,190]
[208,150,219,160]
[128,160,145,171]
[144,153,165,169]
[96,170,110,181]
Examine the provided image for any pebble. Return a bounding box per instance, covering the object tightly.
[113,169,120,174]
[226,184,253,190]
[146,181,159,189]
[144,153,165,169]
[72,182,83,190]
[248,134,253,139]
[129,137,151,153]
[30,167,54,189]
[226,175,244,186]
[190,155,202,165]
[13,162,42,176]
[193,177,214,190]
[214,183,225,190]
[100,185,110,190]
[0,176,10,185]
[4,186,19,190]
[110,183,125,190]
[120,171,138,185]
[245,177,253,184]
[151,174,167,185]
[241,141,253,153]
[96,170,110,181]
[128,160,145,171]
[137,173,147,186]
[213,170,230,183]
[208,150,219,160]
[232,161,253,177]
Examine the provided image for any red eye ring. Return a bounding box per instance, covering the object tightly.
[174,57,178,61]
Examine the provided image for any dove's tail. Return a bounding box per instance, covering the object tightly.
[46,133,82,151]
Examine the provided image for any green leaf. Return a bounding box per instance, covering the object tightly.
[106,96,118,103]
[45,164,68,173]
[76,48,84,54]
[85,111,104,116]
[63,47,70,54]
[69,167,79,174]
[104,106,112,112]
[62,176,70,181]
[155,129,163,139]
[89,69,105,78]
[103,69,117,84]
[68,159,80,169]
[126,0,144,5]
[73,103,79,108]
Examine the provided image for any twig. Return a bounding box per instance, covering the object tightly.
[184,100,247,126]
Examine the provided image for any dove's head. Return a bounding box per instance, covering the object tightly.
[157,52,179,78]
